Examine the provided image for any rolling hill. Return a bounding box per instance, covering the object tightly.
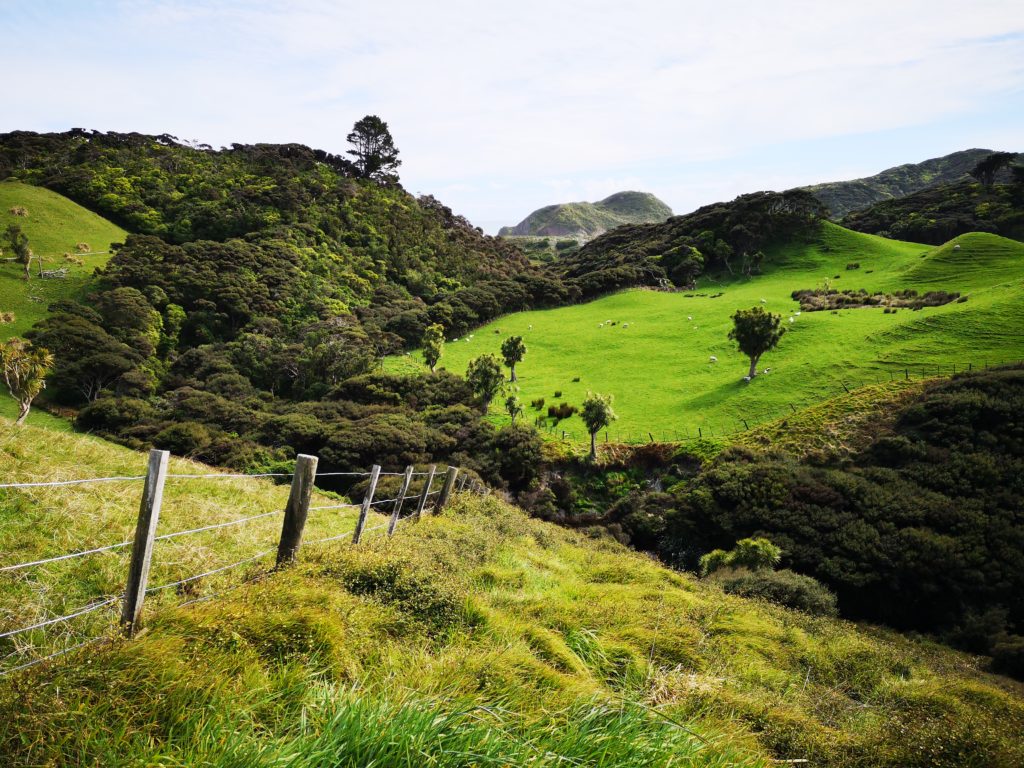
[800,148,1020,218]
[391,223,1024,440]
[2,417,1023,767]
[499,191,673,238]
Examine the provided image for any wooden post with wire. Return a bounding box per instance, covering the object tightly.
[276,453,318,565]
[387,465,414,536]
[352,465,381,544]
[414,465,436,520]
[121,449,169,637]
[435,466,458,513]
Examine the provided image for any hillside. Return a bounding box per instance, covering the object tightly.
[0,181,126,340]
[394,224,1024,439]
[842,176,1024,244]
[498,191,673,238]
[2,418,1024,767]
[800,148,1020,218]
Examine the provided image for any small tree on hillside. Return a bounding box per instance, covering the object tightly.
[422,323,445,372]
[0,338,53,425]
[500,335,527,381]
[346,115,401,182]
[5,224,32,281]
[728,306,785,379]
[505,394,524,424]
[466,354,504,412]
[700,537,782,576]
[581,391,616,460]
[970,151,1017,187]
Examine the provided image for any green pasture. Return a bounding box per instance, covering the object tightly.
[0,181,126,341]
[391,223,1024,439]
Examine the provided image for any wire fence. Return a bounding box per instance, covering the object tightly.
[540,358,1024,445]
[0,457,482,679]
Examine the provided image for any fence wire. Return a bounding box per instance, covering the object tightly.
[146,548,278,595]
[0,596,119,639]
[0,476,146,489]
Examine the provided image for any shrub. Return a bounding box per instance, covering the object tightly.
[992,636,1024,678]
[530,397,545,410]
[75,242,90,252]
[0,312,14,323]
[700,537,781,575]
[153,421,214,457]
[572,376,581,382]
[8,206,28,216]
[714,568,839,616]
[846,262,860,270]
[554,390,562,398]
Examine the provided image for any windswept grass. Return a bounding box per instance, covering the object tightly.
[2,427,1023,767]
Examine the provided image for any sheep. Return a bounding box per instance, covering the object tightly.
[598,323,604,328]
[763,367,771,373]
[789,317,795,323]
[709,355,718,362]
[742,375,752,382]
[528,324,533,330]
[622,323,629,328]
[760,298,767,304]
[953,244,961,251]
[687,315,693,321]
[795,311,801,316]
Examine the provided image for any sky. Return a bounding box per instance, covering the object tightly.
[3,0,1024,232]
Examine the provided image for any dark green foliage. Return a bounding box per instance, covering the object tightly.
[970,151,1018,187]
[554,190,824,299]
[500,335,526,381]
[728,306,785,377]
[792,287,960,311]
[659,367,1024,674]
[466,354,504,409]
[713,568,839,617]
[345,115,401,182]
[843,176,1024,244]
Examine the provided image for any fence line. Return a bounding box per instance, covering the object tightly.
[0,456,483,679]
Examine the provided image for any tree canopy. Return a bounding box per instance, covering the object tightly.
[500,335,527,381]
[346,115,401,183]
[0,337,53,425]
[728,306,785,379]
[581,391,616,459]
[466,354,504,411]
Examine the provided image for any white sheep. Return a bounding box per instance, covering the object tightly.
[764,367,771,373]
[760,298,767,304]
[599,323,604,328]
[688,315,693,321]
[709,355,717,362]
[789,317,795,323]
[953,244,961,251]
[795,311,801,316]
[528,324,533,329]
[622,323,629,328]
[743,375,752,382]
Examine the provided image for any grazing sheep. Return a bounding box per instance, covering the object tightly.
[622,323,629,328]
[598,323,604,328]
[795,311,801,316]
[709,355,718,362]
[764,367,771,373]
[789,317,795,323]
[528,324,533,329]
[760,298,767,304]
[953,244,961,251]
[687,315,693,321]
[743,375,752,382]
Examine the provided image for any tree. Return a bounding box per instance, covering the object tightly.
[0,338,53,425]
[422,323,445,373]
[5,224,32,280]
[699,537,782,576]
[505,394,524,424]
[970,152,1017,187]
[346,115,401,182]
[500,335,527,381]
[728,306,785,379]
[465,354,504,411]
[581,391,616,460]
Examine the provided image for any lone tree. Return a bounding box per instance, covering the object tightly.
[422,323,445,372]
[970,151,1018,187]
[466,354,504,412]
[500,335,527,381]
[581,391,616,460]
[728,306,785,379]
[5,224,32,280]
[346,115,401,182]
[0,338,53,425]
[505,394,524,424]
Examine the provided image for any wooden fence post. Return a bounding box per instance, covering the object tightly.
[121,449,169,636]
[414,465,436,520]
[435,466,458,513]
[352,465,382,544]
[387,465,415,536]
[276,453,318,566]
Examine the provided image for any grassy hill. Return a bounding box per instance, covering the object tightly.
[391,223,1024,440]
[0,181,126,340]
[499,191,673,238]
[800,148,1019,218]
[2,418,1023,767]
[0,182,126,427]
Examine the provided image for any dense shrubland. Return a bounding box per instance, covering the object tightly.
[524,368,1024,676]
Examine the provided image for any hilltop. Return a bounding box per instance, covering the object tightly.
[498,191,673,238]
[800,148,1020,218]
[2,418,1023,767]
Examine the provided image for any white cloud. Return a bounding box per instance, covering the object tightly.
[2,0,1023,229]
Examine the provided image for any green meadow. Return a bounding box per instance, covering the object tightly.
[392,223,1024,440]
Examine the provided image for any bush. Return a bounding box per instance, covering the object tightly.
[715,568,839,616]
[846,262,860,270]
[531,397,545,410]
[992,636,1024,678]
[153,421,214,457]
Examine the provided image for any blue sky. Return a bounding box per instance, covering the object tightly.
[4,1,1023,232]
